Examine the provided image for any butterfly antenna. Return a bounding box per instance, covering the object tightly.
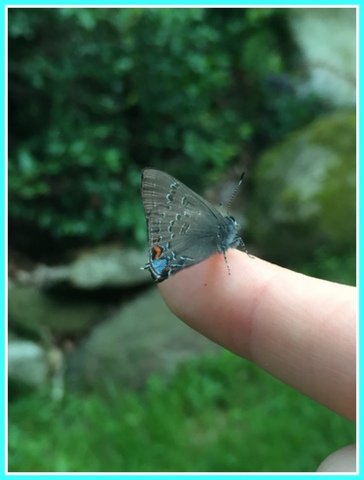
[227,172,245,214]
[223,251,231,276]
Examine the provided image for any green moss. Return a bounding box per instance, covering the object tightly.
[249,111,356,272]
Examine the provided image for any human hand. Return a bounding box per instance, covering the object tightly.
[158,250,356,471]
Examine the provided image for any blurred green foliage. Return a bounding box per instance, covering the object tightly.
[299,248,356,286]
[8,8,322,254]
[8,350,354,472]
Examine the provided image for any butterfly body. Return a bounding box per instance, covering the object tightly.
[141,168,245,282]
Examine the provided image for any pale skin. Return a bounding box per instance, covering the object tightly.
[158,250,356,471]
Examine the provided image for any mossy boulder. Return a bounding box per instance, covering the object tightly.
[249,112,356,267]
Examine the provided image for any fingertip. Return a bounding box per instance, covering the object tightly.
[158,250,356,420]
[158,250,257,352]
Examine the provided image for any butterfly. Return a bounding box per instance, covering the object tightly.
[141,168,247,282]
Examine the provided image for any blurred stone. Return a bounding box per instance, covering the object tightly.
[9,244,151,290]
[249,112,356,265]
[8,338,48,387]
[8,337,65,400]
[8,285,102,333]
[13,264,69,288]
[68,245,150,289]
[289,8,356,108]
[70,287,221,390]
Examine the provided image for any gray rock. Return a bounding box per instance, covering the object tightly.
[68,245,150,289]
[13,264,69,288]
[8,337,65,400]
[71,288,221,390]
[8,338,48,387]
[8,285,102,333]
[249,112,356,264]
[289,8,356,107]
[10,245,151,290]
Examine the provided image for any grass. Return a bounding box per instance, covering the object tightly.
[8,350,355,473]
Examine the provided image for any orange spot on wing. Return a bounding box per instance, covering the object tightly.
[152,245,163,260]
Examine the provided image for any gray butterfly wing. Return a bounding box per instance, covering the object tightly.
[141,168,240,281]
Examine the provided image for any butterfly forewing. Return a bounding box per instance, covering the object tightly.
[142,169,221,220]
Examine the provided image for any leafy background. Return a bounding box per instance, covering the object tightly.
[8,8,321,255]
